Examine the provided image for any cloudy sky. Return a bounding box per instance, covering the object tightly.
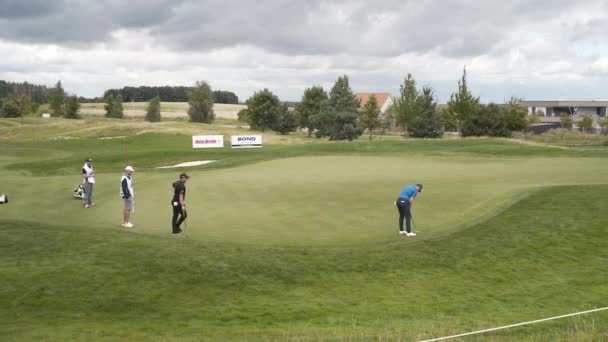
[1,0,607,102]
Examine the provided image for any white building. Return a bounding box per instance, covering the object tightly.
[521,100,608,132]
[522,100,608,118]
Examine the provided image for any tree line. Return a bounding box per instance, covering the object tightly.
[0,80,50,119]
[235,68,529,140]
[103,86,239,104]
[0,80,49,104]
[0,81,80,119]
[0,71,571,139]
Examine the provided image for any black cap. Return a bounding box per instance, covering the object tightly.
[85,158,93,162]
[416,183,424,192]
[179,173,190,179]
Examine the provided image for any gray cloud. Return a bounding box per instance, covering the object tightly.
[0,0,181,45]
[145,0,586,57]
[0,0,595,57]
[0,0,63,19]
[2,0,608,102]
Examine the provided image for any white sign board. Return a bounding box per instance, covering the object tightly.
[231,135,262,148]
[42,113,51,118]
[192,135,224,148]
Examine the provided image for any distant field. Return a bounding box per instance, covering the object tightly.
[80,102,246,119]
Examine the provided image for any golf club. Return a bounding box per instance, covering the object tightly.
[411,214,419,233]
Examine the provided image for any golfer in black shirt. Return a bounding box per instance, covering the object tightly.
[171,173,190,235]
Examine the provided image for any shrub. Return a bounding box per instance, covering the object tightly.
[272,105,298,135]
[560,113,573,130]
[579,115,594,133]
[188,81,214,123]
[145,96,161,122]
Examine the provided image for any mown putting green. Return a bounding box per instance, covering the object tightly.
[1,155,607,246]
[0,124,607,340]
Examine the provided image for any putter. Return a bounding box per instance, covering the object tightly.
[411,214,419,233]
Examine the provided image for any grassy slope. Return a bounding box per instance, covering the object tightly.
[3,130,608,177]
[0,185,606,341]
[1,119,607,340]
[1,129,607,246]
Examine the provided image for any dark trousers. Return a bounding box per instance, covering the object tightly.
[172,204,186,233]
[83,182,93,205]
[396,198,412,233]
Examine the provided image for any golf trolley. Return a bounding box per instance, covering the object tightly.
[73,184,86,199]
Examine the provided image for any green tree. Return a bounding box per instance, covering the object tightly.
[579,115,594,133]
[0,95,22,118]
[111,95,124,119]
[360,94,381,140]
[237,108,250,122]
[64,95,80,119]
[49,81,65,117]
[439,107,457,132]
[409,87,443,138]
[462,103,510,137]
[245,89,281,132]
[212,90,239,104]
[599,118,608,135]
[0,95,31,119]
[379,109,394,139]
[145,96,161,122]
[31,102,40,114]
[314,75,362,141]
[104,94,124,119]
[503,97,528,132]
[528,114,542,125]
[394,73,420,135]
[327,75,360,114]
[272,104,298,135]
[104,95,115,118]
[447,67,480,135]
[295,86,328,137]
[560,113,573,130]
[188,81,215,123]
[381,103,398,137]
[18,95,31,117]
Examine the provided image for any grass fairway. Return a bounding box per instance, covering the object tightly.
[0,120,607,340]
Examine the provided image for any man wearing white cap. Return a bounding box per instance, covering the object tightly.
[121,166,135,228]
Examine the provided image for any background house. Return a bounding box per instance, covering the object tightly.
[521,100,608,118]
[521,100,608,133]
[355,93,393,114]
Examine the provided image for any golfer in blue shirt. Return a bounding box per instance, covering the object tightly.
[395,184,423,237]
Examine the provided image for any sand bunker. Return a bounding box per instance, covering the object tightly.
[157,160,216,169]
[99,136,127,140]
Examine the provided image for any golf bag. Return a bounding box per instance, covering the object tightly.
[0,194,7,204]
[73,184,86,199]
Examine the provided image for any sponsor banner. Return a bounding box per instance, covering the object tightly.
[192,135,224,148]
[231,135,262,148]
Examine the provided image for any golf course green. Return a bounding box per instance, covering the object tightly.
[1,118,607,341]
